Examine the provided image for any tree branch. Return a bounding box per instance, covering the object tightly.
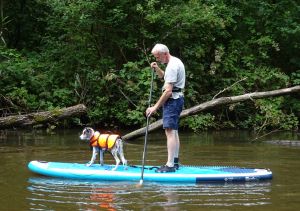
[213,77,247,99]
[123,85,300,141]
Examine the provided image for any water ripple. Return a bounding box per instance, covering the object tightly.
[27,177,271,210]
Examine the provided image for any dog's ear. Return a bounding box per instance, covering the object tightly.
[84,127,92,132]
[86,127,95,135]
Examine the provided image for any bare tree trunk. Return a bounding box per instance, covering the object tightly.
[0,104,87,128]
[123,85,300,141]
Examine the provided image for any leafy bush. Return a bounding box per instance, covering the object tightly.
[1,0,299,130]
[242,98,298,131]
[181,114,216,132]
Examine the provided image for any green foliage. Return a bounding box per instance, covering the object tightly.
[238,66,289,90]
[181,114,216,132]
[0,46,76,112]
[0,47,41,111]
[7,87,38,109]
[242,98,298,131]
[291,70,300,85]
[0,0,299,130]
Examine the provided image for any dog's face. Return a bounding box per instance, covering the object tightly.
[80,127,95,141]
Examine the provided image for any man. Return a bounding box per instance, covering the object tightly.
[146,43,185,173]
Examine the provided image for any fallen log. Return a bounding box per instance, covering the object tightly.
[0,104,87,128]
[123,85,300,141]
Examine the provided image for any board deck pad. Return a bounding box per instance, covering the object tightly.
[28,161,272,183]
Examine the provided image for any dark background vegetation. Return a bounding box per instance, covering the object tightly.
[0,0,299,132]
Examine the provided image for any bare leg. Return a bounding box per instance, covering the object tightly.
[174,130,180,158]
[165,128,177,167]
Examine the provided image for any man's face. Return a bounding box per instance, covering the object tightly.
[153,52,168,64]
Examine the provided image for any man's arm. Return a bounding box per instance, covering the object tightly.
[146,83,173,116]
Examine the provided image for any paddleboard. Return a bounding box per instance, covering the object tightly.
[28,161,272,183]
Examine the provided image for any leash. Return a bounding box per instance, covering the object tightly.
[139,68,155,185]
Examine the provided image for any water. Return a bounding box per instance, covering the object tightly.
[1,129,300,210]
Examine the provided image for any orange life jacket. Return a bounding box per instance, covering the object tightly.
[89,131,120,150]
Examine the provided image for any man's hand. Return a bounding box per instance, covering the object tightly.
[146,106,157,117]
[151,62,158,69]
[150,62,164,79]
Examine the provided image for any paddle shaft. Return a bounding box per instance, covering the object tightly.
[140,68,155,184]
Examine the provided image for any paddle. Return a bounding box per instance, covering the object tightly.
[139,68,155,185]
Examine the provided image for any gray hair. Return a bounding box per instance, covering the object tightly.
[151,43,169,54]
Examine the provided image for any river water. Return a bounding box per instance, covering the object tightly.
[0,129,300,210]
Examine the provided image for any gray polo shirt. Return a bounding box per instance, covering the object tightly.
[163,56,185,99]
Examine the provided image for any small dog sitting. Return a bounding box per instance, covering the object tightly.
[79,127,127,171]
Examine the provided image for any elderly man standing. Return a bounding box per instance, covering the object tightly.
[146,43,185,173]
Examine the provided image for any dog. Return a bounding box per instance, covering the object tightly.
[79,127,127,171]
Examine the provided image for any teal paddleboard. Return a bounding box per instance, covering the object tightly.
[28,161,272,183]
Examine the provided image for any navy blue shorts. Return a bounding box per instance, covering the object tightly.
[163,97,184,130]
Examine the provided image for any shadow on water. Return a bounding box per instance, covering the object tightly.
[27,177,272,211]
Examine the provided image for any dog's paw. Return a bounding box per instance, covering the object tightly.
[86,162,92,167]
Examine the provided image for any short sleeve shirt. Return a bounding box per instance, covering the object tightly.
[163,56,185,99]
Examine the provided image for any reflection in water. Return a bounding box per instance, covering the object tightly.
[27,177,271,210]
[89,188,116,211]
[163,190,180,211]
